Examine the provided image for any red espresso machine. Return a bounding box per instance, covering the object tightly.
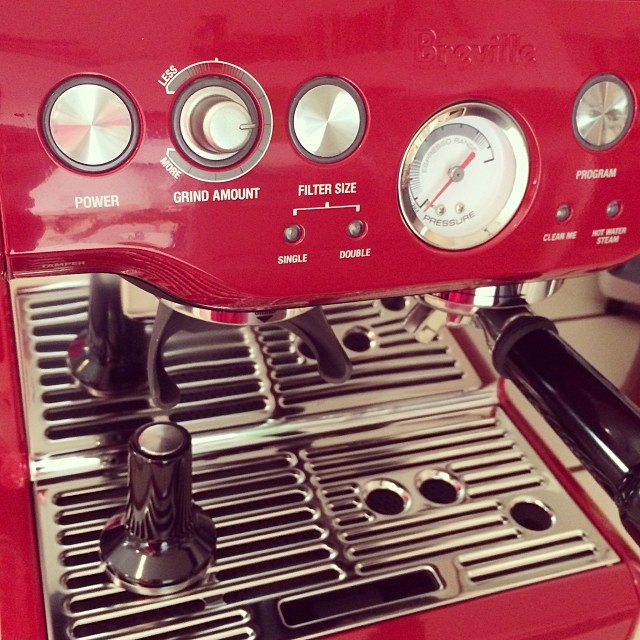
[3,1,640,638]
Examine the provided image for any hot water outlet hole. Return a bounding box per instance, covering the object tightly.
[297,326,375,359]
[417,470,465,506]
[362,480,411,516]
[510,499,555,531]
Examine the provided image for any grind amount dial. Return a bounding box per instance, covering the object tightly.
[173,77,260,168]
[399,103,529,250]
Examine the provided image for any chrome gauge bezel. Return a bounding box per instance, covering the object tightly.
[398,102,530,250]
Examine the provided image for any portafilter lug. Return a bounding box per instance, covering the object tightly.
[148,301,352,410]
[404,305,465,344]
[68,273,147,397]
[279,306,352,384]
[99,421,215,596]
[404,281,563,344]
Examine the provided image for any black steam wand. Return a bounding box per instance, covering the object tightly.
[475,306,640,544]
[68,274,147,396]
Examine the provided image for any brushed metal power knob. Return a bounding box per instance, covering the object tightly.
[100,422,215,596]
[42,77,139,172]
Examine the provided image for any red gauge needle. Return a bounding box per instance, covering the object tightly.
[423,150,476,210]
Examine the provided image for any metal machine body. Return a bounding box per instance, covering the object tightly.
[1,1,640,308]
[3,2,640,639]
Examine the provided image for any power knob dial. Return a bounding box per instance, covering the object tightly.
[42,77,139,172]
[174,77,259,168]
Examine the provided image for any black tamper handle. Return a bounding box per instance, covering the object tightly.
[100,422,215,596]
[479,308,640,544]
[68,273,147,396]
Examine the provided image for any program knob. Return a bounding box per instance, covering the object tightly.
[573,74,633,150]
[174,77,259,167]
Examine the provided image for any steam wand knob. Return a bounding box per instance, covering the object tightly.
[99,421,215,596]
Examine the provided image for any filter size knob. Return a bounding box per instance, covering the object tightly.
[99,422,215,596]
[290,77,366,162]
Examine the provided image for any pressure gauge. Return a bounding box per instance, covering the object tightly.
[399,103,529,250]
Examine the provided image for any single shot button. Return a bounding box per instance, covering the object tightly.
[284,224,304,243]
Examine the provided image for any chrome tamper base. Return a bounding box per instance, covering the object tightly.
[99,422,216,596]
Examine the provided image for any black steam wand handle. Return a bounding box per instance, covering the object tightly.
[68,273,147,396]
[478,308,640,544]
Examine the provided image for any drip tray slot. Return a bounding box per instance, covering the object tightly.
[279,567,443,628]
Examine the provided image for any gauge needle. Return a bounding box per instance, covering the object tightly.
[423,150,476,210]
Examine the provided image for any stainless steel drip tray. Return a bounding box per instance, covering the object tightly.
[14,276,481,462]
[35,405,618,640]
[12,277,619,640]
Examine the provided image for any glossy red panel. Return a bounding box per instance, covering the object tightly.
[1,1,640,309]
[0,281,47,640]
[3,3,640,638]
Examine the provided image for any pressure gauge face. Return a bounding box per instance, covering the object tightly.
[399,103,529,250]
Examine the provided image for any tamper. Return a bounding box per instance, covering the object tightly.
[99,421,215,596]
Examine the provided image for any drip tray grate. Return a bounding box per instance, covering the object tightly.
[15,281,480,460]
[11,278,620,640]
[34,408,617,640]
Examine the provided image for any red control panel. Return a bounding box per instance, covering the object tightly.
[1,1,640,309]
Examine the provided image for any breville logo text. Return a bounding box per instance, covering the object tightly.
[416,30,536,64]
